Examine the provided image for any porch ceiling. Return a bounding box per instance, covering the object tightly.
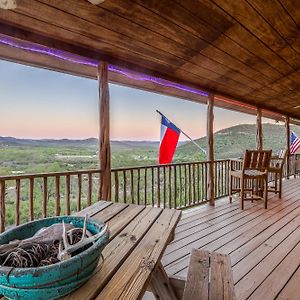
[1,0,300,122]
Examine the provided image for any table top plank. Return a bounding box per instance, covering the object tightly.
[92,202,129,223]
[96,209,181,300]
[105,204,146,240]
[76,200,112,217]
[66,207,163,300]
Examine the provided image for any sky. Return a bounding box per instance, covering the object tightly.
[0,59,263,141]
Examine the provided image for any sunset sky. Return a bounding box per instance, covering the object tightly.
[0,59,269,141]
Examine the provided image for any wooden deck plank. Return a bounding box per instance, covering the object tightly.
[248,241,300,300]
[221,200,300,266]
[176,179,296,236]
[179,198,238,224]
[167,203,263,255]
[235,228,300,300]
[211,187,300,252]
[164,196,286,268]
[176,184,296,236]
[215,189,300,258]
[233,212,300,283]
[171,194,300,277]
[163,180,299,273]
[163,178,300,300]
[276,265,300,299]
[169,198,295,278]
[176,204,241,235]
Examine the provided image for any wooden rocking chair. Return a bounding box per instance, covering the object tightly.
[229,150,272,210]
[268,149,287,198]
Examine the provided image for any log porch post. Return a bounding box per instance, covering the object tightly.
[207,94,215,206]
[98,62,111,200]
[256,108,263,150]
[285,116,290,179]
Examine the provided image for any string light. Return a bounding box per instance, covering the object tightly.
[0,35,283,119]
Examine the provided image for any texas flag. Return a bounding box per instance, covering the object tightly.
[159,115,181,164]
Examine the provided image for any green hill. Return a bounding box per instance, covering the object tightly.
[177,123,300,159]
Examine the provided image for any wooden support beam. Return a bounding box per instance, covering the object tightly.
[98,62,111,200]
[207,94,215,206]
[286,116,290,179]
[256,108,263,150]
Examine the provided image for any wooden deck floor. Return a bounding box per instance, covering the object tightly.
[162,177,300,300]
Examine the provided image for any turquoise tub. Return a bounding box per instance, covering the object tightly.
[0,216,109,300]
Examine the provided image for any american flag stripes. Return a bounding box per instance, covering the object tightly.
[290,131,300,154]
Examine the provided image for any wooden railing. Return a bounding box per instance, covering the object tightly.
[0,156,298,231]
[0,169,102,232]
[110,160,228,209]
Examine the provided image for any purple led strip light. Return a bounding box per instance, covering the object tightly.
[0,36,208,97]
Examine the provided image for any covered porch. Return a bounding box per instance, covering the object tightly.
[2,1,300,299]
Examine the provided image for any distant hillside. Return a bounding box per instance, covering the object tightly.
[177,124,300,159]
[0,137,98,148]
[0,137,163,151]
[0,137,189,151]
[1,123,299,162]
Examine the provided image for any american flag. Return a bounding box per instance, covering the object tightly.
[290,131,300,154]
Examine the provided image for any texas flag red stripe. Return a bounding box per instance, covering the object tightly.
[159,116,180,164]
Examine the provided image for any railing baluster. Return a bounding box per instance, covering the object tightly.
[163,166,166,208]
[123,170,127,203]
[197,164,200,203]
[29,178,34,221]
[137,169,140,205]
[55,176,60,216]
[77,174,82,212]
[114,171,119,203]
[179,165,182,207]
[168,166,172,208]
[188,164,192,205]
[151,167,154,207]
[202,163,205,201]
[144,168,147,206]
[65,175,70,215]
[215,162,218,197]
[184,165,187,207]
[130,170,134,204]
[0,180,5,232]
[87,173,92,206]
[43,177,47,218]
[205,162,208,200]
[193,164,196,204]
[15,179,20,226]
[157,166,160,208]
[174,165,177,209]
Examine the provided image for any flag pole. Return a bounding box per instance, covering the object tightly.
[156,110,207,154]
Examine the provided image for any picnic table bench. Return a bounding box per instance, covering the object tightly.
[183,249,235,300]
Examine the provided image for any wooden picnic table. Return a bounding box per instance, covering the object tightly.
[62,201,181,300]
